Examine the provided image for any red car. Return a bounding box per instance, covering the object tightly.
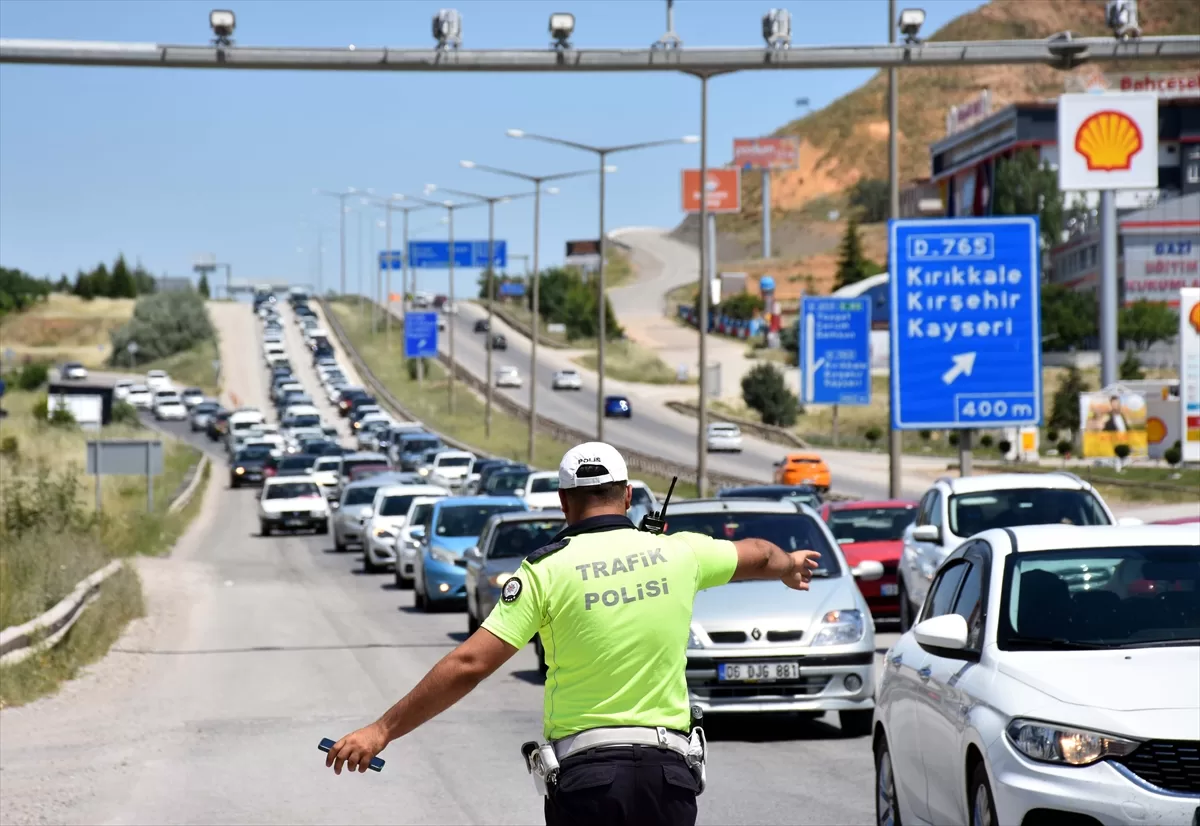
[820,499,918,620]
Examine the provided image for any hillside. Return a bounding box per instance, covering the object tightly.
[672,0,1199,266]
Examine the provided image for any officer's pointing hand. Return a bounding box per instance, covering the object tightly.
[782,550,821,591]
[326,722,388,775]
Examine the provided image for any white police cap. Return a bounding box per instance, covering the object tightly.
[558,442,629,490]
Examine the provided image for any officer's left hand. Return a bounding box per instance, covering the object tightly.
[782,550,821,591]
[326,722,389,775]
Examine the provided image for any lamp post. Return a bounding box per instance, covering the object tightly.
[438,186,540,440]
[314,187,362,296]
[506,129,698,442]
[887,0,903,499]
[459,160,607,462]
[402,192,488,414]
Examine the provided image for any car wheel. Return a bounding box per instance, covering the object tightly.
[840,709,873,737]
[260,521,272,537]
[898,579,914,632]
[875,736,903,826]
[334,532,347,552]
[230,479,240,489]
[363,552,378,574]
[395,567,412,590]
[969,763,997,826]
[417,580,434,613]
[316,521,328,535]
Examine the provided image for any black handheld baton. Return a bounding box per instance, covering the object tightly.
[639,476,678,535]
[319,737,385,772]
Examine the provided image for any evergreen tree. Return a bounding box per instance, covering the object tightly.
[993,149,1068,251]
[73,269,95,300]
[55,274,71,292]
[197,271,211,298]
[834,216,883,290]
[1049,365,1089,437]
[89,263,111,297]
[110,254,137,298]
[1119,350,1144,381]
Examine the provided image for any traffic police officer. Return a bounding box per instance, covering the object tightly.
[325,442,820,825]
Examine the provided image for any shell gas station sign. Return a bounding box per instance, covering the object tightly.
[1056,93,1159,192]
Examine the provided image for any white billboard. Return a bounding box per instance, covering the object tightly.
[1181,287,1200,462]
[1123,235,1200,306]
[1057,93,1159,192]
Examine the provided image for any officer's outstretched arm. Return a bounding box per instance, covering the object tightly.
[731,538,821,590]
[375,629,518,743]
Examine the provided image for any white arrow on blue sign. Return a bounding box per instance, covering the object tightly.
[798,296,871,406]
[888,216,1043,430]
[404,312,439,359]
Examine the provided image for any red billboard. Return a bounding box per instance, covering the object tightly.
[732,137,800,171]
[681,169,742,214]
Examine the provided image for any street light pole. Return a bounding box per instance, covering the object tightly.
[505,130,699,442]
[315,188,359,295]
[460,160,601,462]
[887,0,903,500]
[696,73,710,499]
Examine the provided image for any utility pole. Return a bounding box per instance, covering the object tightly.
[887,0,903,499]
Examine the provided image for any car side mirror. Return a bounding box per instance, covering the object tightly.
[514,488,525,497]
[463,547,482,562]
[331,501,340,510]
[913,614,969,651]
[410,526,426,540]
[851,560,885,581]
[912,524,941,544]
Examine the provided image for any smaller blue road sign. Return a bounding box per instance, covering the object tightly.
[378,251,404,270]
[498,282,526,298]
[889,216,1042,430]
[407,241,507,270]
[799,297,871,406]
[404,312,439,359]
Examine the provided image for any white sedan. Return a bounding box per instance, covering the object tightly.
[153,391,188,420]
[873,523,1200,826]
[705,422,743,452]
[494,366,523,388]
[551,369,583,390]
[125,384,153,409]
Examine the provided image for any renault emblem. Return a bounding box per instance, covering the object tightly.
[751,628,762,640]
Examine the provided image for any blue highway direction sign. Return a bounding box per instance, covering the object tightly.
[378,251,404,270]
[889,216,1042,430]
[407,240,507,270]
[404,312,439,359]
[799,297,871,406]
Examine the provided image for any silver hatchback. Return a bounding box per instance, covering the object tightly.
[665,498,882,736]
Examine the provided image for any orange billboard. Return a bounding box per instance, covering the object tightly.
[681,169,741,214]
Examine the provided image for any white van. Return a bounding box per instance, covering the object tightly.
[228,409,266,439]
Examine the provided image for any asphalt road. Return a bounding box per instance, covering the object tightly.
[1,300,904,826]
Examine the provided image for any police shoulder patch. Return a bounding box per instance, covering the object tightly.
[501,577,523,603]
[526,538,570,565]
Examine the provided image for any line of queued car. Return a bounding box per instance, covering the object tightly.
[113,370,216,423]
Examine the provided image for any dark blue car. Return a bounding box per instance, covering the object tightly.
[604,395,632,418]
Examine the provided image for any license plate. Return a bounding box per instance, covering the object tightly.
[284,519,306,527]
[881,583,899,596]
[718,662,799,682]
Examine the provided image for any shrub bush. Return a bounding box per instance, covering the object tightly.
[979,434,994,448]
[111,400,140,426]
[31,394,48,422]
[1056,439,1073,458]
[997,439,1012,457]
[109,290,214,366]
[864,426,883,445]
[1164,446,1182,466]
[948,432,960,447]
[741,362,798,428]
[1,435,17,457]
[48,405,76,428]
[16,362,49,391]
[918,430,932,441]
[1113,443,1131,461]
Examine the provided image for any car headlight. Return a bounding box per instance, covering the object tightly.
[1005,719,1140,766]
[374,528,395,539]
[429,546,458,565]
[810,609,865,646]
[688,626,706,649]
[310,510,326,518]
[488,571,515,587]
[418,468,430,476]
[235,467,245,475]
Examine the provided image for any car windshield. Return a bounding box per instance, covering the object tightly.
[437,457,471,468]
[436,504,527,538]
[409,503,435,527]
[288,415,321,428]
[403,439,441,453]
[489,520,566,559]
[665,512,841,576]
[379,495,419,517]
[828,506,917,544]
[279,456,316,470]
[487,472,530,495]
[344,486,382,506]
[265,482,320,500]
[999,545,1200,650]
[529,476,559,494]
[948,488,1111,537]
[235,447,271,461]
[630,486,654,510]
[314,458,340,471]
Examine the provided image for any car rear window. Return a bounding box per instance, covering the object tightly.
[828,506,917,544]
[948,488,1111,537]
[665,512,841,576]
[344,485,383,506]
[265,482,320,500]
[436,504,528,538]
[279,456,316,470]
[529,476,559,494]
[489,520,566,559]
[437,456,472,468]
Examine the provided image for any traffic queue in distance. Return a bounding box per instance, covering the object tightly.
[220,290,1197,825]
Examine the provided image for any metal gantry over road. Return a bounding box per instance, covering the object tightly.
[9,21,1199,497]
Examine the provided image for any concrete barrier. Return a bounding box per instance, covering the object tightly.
[665,400,811,450]
[0,560,123,666]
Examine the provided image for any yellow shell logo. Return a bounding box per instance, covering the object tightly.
[1075,110,1143,172]
[1146,416,1167,445]
[1190,301,1200,334]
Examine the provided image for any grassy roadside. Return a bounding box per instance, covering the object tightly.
[0,294,134,369]
[0,388,207,707]
[967,462,1200,506]
[139,335,222,397]
[330,301,698,498]
[573,340,691,385]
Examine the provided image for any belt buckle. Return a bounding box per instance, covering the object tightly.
[655,727,668,748]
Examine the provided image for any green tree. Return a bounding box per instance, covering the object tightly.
[993,149,1066,251]
[1041,284,1097,351]
[848,179,889,223]
[1119,349,1144,380]
[54,274,70,292]
[531,267,620,341]
[132,261,157,295]
[109,254,137,298]
[197,271,211,299]
[1119,300,1177,350]
[741,362,798,427]
[0,267,52,316]
[834,216,884,290]
[1049,365,1089,436]
[72,269,95,300]
[88,262,111,298]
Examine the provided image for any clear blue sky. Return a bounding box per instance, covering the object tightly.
[0,0,985,296]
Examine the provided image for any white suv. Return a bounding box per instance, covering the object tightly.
[897,472,1127,630]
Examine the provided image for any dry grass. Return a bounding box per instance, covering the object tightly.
[140,336,222,396]
[573,339,692,385]
[0,294,134,368]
